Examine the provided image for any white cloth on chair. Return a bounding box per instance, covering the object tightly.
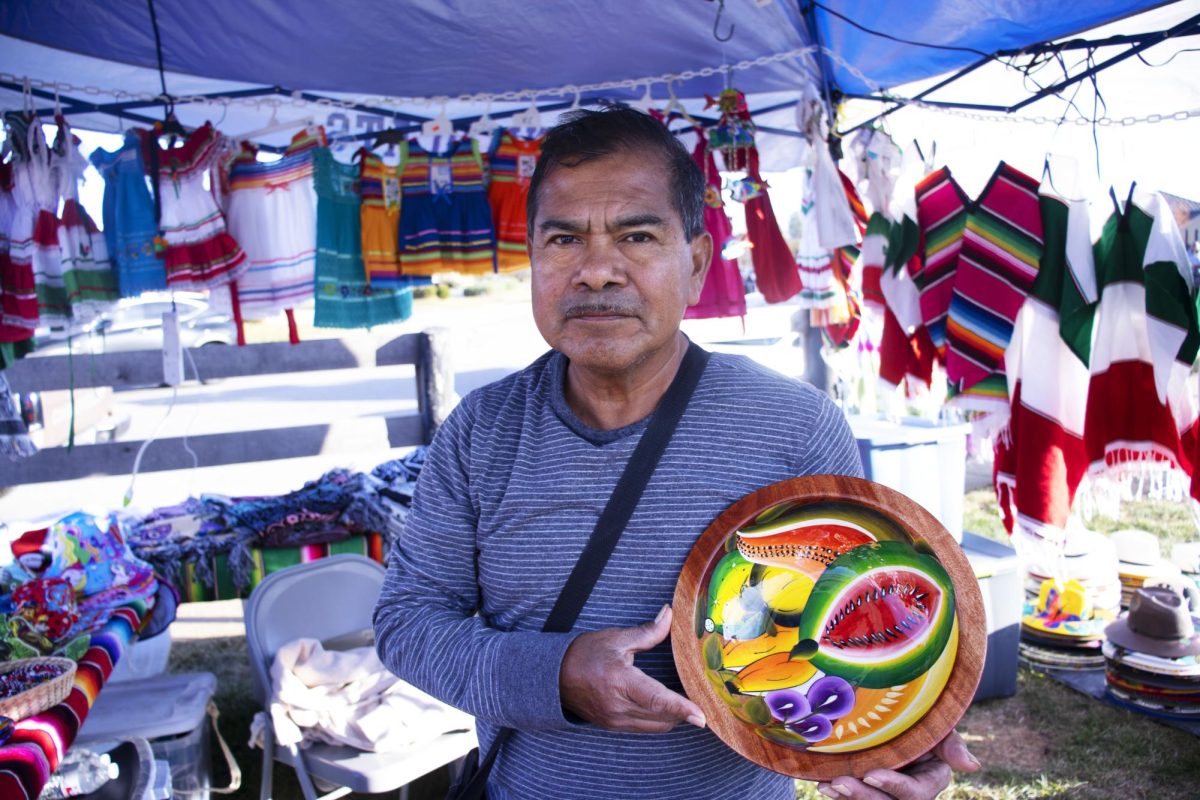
[259,637,472,753]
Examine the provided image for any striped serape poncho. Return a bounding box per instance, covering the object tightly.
[945,162,1044,414]
[994,186,1096,550]
[915,166,969,360]
[1083,190,1199,496]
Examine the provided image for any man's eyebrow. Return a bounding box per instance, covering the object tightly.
[537,218,587,234]
[611,213,667,230]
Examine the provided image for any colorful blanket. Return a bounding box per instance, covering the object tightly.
[0,600,147,800]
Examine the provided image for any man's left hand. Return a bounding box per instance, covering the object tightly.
[815,730,980,799]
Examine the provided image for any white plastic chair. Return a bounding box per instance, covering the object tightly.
[244,554,477,800]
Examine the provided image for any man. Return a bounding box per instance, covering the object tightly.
[374,107,978,799]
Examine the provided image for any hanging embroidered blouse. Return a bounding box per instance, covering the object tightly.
[397,137,496,276]
[487,129,542,273]
[89,132,166,297]
[139,122,246,289]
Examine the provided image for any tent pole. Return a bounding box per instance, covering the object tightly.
[1005,12,1200,113]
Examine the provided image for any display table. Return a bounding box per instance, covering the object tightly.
[0,600,148,799]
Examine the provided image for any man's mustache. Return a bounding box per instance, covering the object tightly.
[562,301,640,318]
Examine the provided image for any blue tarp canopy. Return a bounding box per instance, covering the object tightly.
[0,0,1184,153]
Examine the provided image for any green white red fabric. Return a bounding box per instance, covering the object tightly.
[1083,191,1199,494]
[994,187,1096,549]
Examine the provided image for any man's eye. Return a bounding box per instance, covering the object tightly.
[624,232,654,243]
[549,234,579,245]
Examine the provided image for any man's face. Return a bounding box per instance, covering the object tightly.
[528,148,711,376]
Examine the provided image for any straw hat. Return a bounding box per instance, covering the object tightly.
[1112,529,1162,567]
[1105,587,1200,659]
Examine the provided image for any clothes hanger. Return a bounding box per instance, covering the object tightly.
[663,80,700,128]
[421,103,453,138]
[467,100,497,140]
[511,97,543,139]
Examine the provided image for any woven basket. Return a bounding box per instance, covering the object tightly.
[0,657,77,721]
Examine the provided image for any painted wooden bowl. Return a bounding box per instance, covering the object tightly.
[671,475,985,781]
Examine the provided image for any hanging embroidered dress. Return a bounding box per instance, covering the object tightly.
[139,122,246,289]
[397,137,495,276]
[945,162,1044,413]
[686,128,745,320]
[11,121,64,328]
[994,186,1096,550]
[312,148,411,329]
[225,141,318,318]
[359,149,404,286]
[89,132,165,296]
[487,129,542,273]
[51,120,118,323]
[1083,190,1199,491]
[914,166,969,360]
[0,151,39,343]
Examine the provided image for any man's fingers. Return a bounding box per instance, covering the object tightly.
[816,778,892,800]
[855,757,953,800]
[624,669,706,728]
[618,604,674,653]
[933,730,980,772]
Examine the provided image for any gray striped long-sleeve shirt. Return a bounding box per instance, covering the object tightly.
[373,347,864,799]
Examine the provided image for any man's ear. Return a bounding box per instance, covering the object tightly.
[688,231,713,306]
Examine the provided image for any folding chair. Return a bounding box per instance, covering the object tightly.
[244,554,477,800]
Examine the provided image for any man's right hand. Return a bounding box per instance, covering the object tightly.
[559,604,707,733]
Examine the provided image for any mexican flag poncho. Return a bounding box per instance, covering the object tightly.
[945,163,1044,414]
[1083,191,1199,491]
[994,188,1096,549]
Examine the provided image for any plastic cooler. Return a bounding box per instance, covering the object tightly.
[961,532,1022,701]
[76,671,217,799]
[846,415,971,542]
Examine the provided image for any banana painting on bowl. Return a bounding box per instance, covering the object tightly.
[673,475,985,782]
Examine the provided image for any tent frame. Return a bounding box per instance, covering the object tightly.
[838,9,1200,135]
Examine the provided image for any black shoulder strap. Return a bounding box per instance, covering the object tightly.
[455,341,710,800]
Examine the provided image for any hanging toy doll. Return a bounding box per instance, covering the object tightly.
[704,88,756,172]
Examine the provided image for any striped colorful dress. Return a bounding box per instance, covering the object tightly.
[945,162,1044,411]
[359,150,404,286]
[397,137,495,276]
[914,166,969,359]
[312,148,411,329]
[139,123,246,289]
[224,146,318,318]
[487,130,542,273]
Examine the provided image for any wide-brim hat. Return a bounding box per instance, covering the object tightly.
[1112,529,1163,568]
[1105,587,1200,659]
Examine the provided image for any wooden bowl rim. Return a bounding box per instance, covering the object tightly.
[671,474,986,782]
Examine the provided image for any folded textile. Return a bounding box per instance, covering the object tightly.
[261,637,472,753]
